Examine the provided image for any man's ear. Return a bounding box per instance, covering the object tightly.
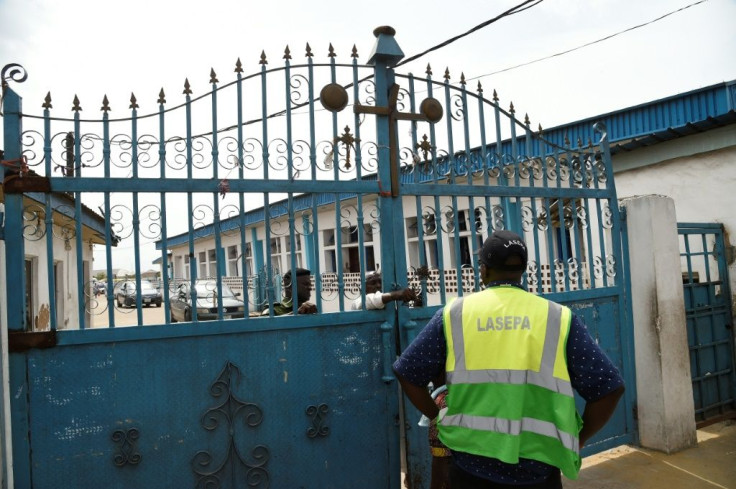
[479,263,490,283]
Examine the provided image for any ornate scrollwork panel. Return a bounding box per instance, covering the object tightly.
[192,361,269,489]
[305,404,329,438]
[23,204,47,241]
[112,428,141,467]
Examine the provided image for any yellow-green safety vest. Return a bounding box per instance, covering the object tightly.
[438,285,582,479]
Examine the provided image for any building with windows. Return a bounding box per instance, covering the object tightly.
[0,189,111,330]
[156,80,736,315]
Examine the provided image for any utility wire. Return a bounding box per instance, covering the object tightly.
[466,0,709,81]
[396,0,544,67]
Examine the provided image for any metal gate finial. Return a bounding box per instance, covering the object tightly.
[367,25,403,66]
[1,63,27,90]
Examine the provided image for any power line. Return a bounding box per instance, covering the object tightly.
[397,0,545,67]
[466,0,710,82]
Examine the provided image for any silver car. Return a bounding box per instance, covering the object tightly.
[115,280,162,308]
[170,280,245,322]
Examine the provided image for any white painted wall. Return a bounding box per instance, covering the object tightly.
[615,142,736,319]
[23,231,94,330]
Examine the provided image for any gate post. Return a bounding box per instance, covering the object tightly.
[366,27,409,489]
[366,26,407,306]
[2,70,30,488]
[621,195,697,452]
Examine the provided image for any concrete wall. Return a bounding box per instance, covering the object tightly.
[622,195,697,453]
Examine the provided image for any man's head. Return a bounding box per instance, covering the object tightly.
[477,230,528,284]
[283,268,312,304]
[365,272,382,294]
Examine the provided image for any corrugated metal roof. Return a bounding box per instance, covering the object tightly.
[156,80,736,250]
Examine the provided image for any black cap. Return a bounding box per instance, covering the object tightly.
[477,230,528,272]
[283,268,311,282]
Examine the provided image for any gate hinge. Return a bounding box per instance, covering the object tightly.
[3,174,51,193]
[618,206,627,221]
[8,330,57,352]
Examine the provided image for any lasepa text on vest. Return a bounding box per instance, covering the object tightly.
[477,316,531,331]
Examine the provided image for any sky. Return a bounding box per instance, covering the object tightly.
[1,0,735,271]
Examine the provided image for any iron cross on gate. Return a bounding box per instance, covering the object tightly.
[321,82,443,197]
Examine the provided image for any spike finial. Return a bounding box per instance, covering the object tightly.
[210,68,218,84]
[130,92,139,110]
[444,67,450,81]
[328,43,336,58]
[492,89,498,102]
[477,81,483,94]
[305,43,313,58]
[426,64,432,76]
[283,45,292,60]
[42,91,52,109]
[538,123,543,135]
[101,95,110,112]
[72,94,82,112]
[351,44,358,59]
[158,88,166,105]
[524,113,530,126]
[509,101,515,114]
[259,51,268,65]
[460,72,466,86]
[183,78,192,95]
[235,58,243,73]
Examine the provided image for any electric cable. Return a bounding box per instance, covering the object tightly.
[396,0,544,68]
[466,0,709,81]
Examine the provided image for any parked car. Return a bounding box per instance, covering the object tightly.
[93,281,107,297]
[170,280,245,322]
[115,280,162,308]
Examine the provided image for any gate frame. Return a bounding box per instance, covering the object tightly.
[2,25,640,488]
[678,221,736,426]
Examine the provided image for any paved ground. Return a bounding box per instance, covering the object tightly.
[90,299,165,327]
[567,420,736,489]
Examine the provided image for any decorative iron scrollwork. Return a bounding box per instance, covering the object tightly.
[305,404,330,438]
[112,427,141,467]
[192,361,270,489]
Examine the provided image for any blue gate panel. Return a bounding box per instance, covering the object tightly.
[22,322,399,489]
[679,224,735,423]
[568,296,630,453]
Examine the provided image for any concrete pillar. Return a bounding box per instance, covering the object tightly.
[622,195,697,452]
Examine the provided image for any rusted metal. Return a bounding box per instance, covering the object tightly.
[8,330,57,352]
[3,174,51,193]
[319,83,349,112]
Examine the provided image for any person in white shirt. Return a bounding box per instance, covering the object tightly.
[351,272,417,310]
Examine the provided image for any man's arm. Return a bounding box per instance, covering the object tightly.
[580,385,625,448]
[382,287,417,305]
[394,370,439,420]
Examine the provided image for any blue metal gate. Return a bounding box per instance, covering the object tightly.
[678,223,735,425]
[2,26,636,489]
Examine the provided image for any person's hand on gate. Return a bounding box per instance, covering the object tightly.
[297,301,318,314]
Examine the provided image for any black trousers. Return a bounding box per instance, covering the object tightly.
[450,464,563,489]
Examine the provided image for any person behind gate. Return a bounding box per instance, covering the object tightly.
[350,272,417,310]
[393,230,625,488]
[261,268,318,316]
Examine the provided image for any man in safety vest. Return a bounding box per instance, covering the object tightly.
[394,230,625,488]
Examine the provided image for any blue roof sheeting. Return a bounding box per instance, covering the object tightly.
[156,80,736,250]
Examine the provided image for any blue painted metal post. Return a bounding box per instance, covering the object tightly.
[2,87,27,330]
[2,83,33,489]
[303,214,314,271]
[368,26,404,315]
[251,228,264,310]
[367,25,404,489]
